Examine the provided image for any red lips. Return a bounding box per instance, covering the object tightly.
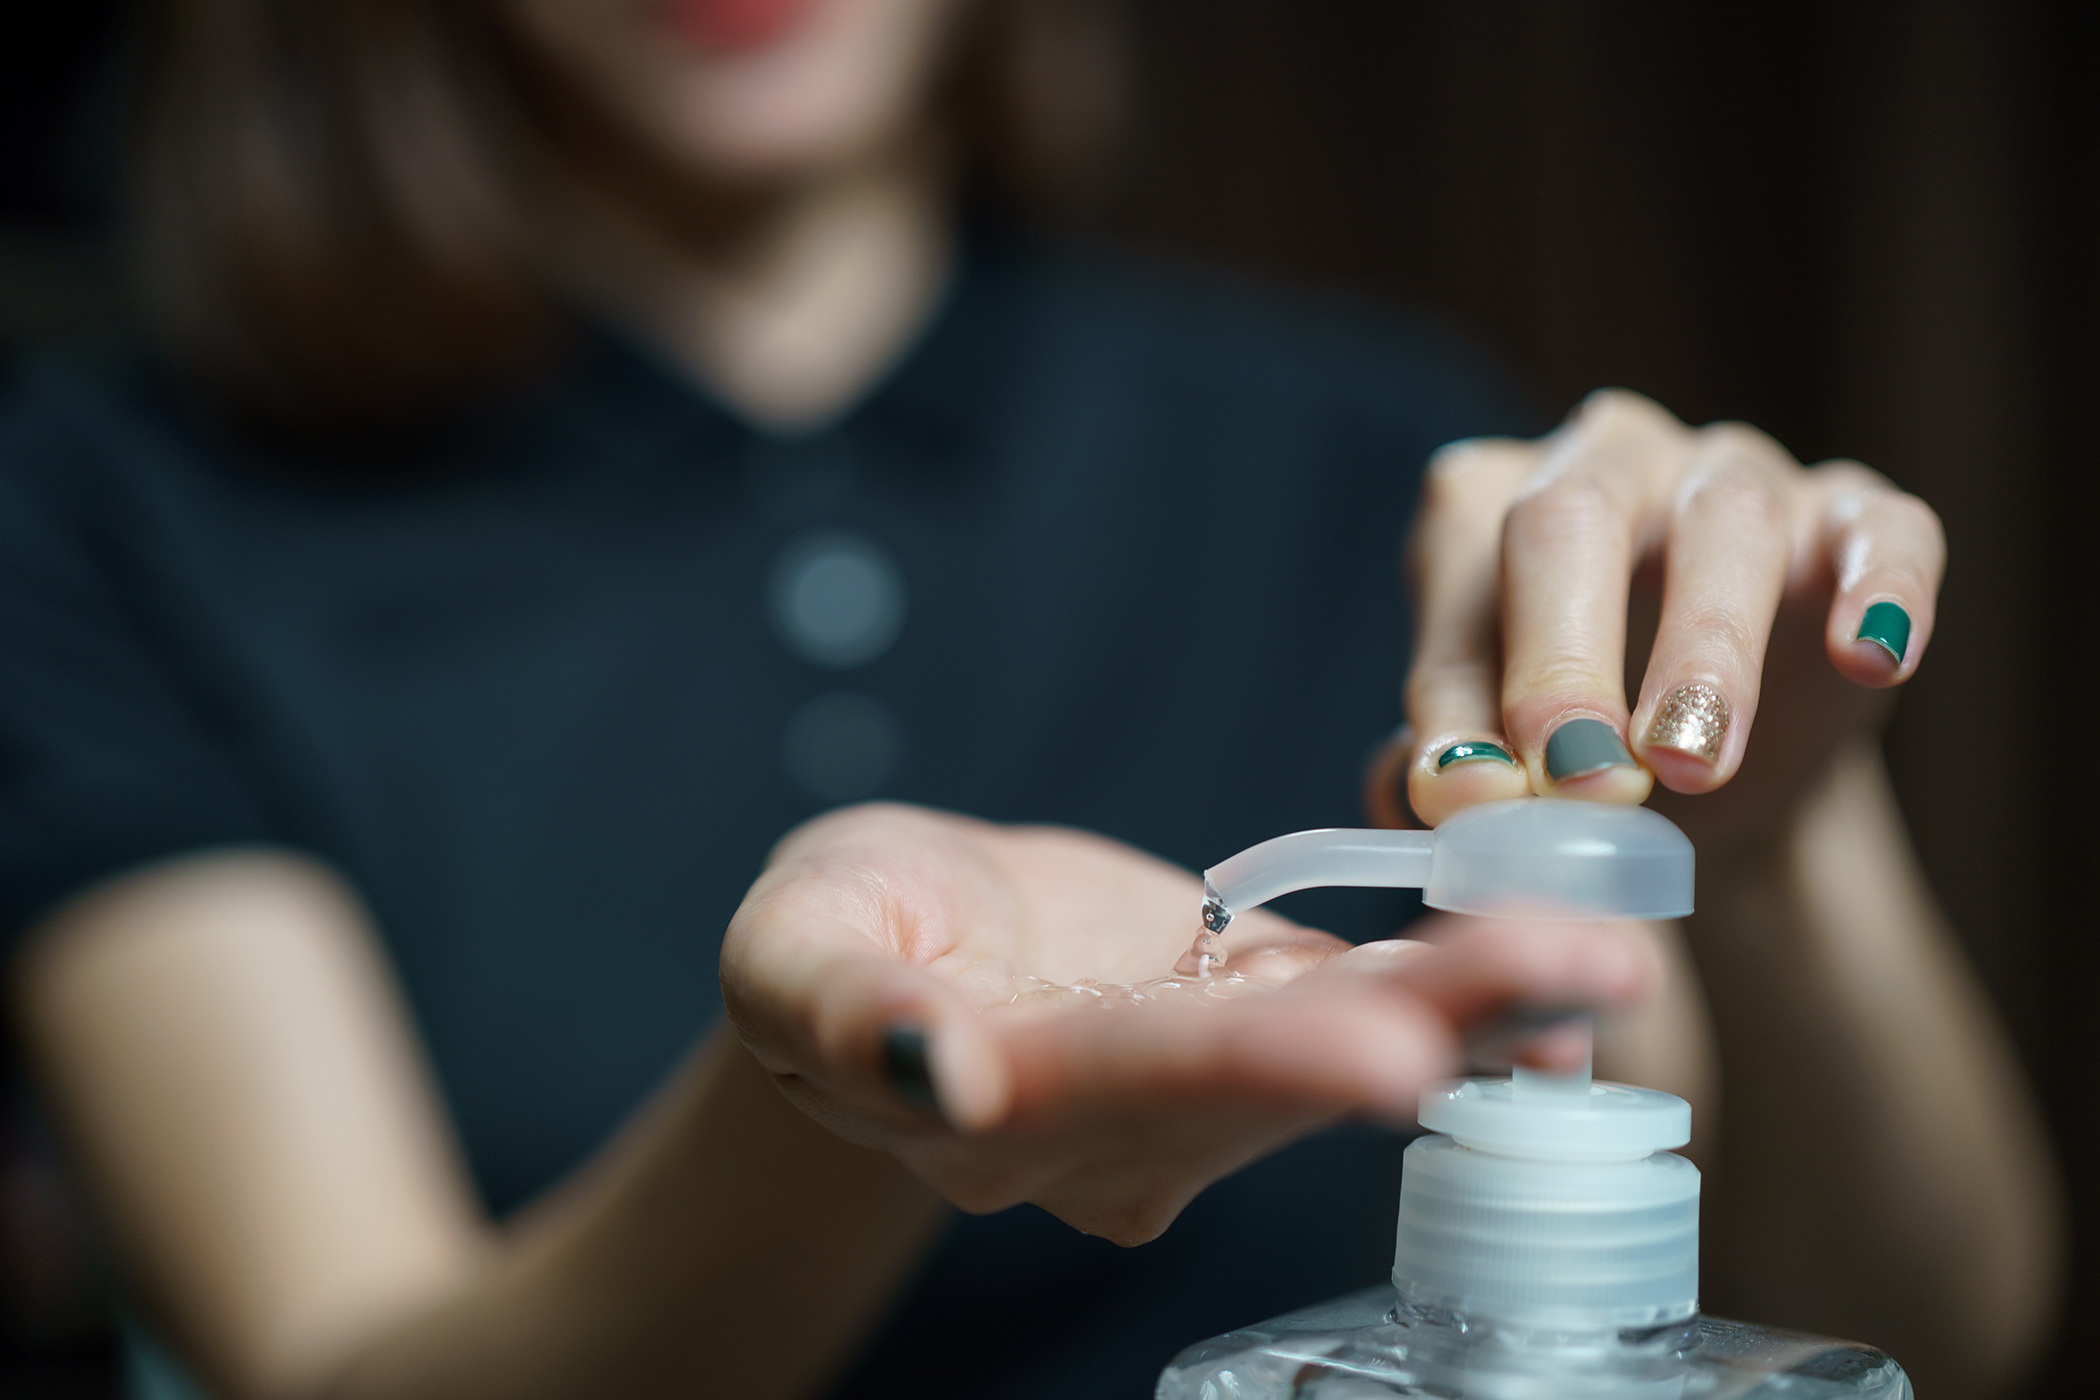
[650,0,822,52]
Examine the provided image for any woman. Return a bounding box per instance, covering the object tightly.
[0,2,2060,1398]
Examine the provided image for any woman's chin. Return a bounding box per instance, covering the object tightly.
[642,64,918,182]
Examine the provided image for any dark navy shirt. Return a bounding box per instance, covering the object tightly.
[0,231,1529,1399]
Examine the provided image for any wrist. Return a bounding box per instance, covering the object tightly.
[1663,732,1883,885]
[1676,741,1898,961]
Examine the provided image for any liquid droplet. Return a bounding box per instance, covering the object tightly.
[1174,928,1229,978]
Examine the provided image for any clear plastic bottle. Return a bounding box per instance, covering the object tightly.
[1157,1285,1911,1399]
[1161,803,1912,1399]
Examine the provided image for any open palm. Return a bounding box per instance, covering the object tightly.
[721,804,1653,1244]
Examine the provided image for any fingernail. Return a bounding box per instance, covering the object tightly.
[1645,682,1729,765]
[1855,601,1911,666]
[1435,739,1516,771]
[1544,718,1635,782]
[882,1026,943,1119]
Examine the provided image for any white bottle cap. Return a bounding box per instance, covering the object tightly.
[1393,1073,1701,1329]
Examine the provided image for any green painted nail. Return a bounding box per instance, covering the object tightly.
[1855,601,1911,666]
[1544,718,1634,782]
[1437,740,1516,770]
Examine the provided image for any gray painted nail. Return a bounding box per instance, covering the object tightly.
[1544,718,1635,782]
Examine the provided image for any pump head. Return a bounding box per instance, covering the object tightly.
[1200,797,1694,930]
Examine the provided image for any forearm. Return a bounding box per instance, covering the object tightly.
[320,1024,947,1400]
[16,854,945,1400]
[1685,743,2061,1395]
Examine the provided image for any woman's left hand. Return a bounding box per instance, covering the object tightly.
[719,804,1652,1246]
[1373,389,1945,853]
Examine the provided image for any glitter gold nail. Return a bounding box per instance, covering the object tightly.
[1647,682,1729,764]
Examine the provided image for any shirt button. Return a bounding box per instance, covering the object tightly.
[781,691,904,801]
[766,528,907,669]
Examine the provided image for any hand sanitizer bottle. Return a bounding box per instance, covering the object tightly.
[1158,800,1912,1399]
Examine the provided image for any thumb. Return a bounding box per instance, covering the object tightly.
[722,880,1012,1135]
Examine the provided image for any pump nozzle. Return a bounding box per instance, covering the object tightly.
[1201,797,1695,933]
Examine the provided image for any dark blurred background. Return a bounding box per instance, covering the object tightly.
[4,2,2093,1396]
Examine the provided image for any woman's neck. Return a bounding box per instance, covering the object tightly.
[555,142,954,431]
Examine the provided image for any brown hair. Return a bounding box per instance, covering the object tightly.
[133,0,1122,435]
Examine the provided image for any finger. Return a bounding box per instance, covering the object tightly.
[721,854,1013,1135]
[1210,910,1355,984]
[944,977,1458,1231]
[1466,1005,1598,1073]
[1404,919,1650,1074]
[1808,461,1945,685]
[1320,937,1438,974]
[1500,391,1689,801]
[995,919,1650,1126]
[1517,1019,1599,1072]
[1400,437,1538,826]
[996,974,1457,1128]
[1628,424,1794,793]
[1386,914,1656,1033]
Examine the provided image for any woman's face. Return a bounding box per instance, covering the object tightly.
[505,0,968,183]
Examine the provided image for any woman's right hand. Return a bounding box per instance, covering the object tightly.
[720,803,1653,1244]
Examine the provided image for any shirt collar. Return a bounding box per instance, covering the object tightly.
[542,219,1034,479]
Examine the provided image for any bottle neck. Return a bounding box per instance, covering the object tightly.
[1391,1133,1702,1331]
[1392,1293,1701,1355]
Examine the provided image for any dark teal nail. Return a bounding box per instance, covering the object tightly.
[1544,718,1634,782]
[882,1026,942,1118]
[1855,601,1911,666]
[1436,740,1516,771]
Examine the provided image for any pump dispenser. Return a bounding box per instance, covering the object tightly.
[1157,798,1913,1399]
